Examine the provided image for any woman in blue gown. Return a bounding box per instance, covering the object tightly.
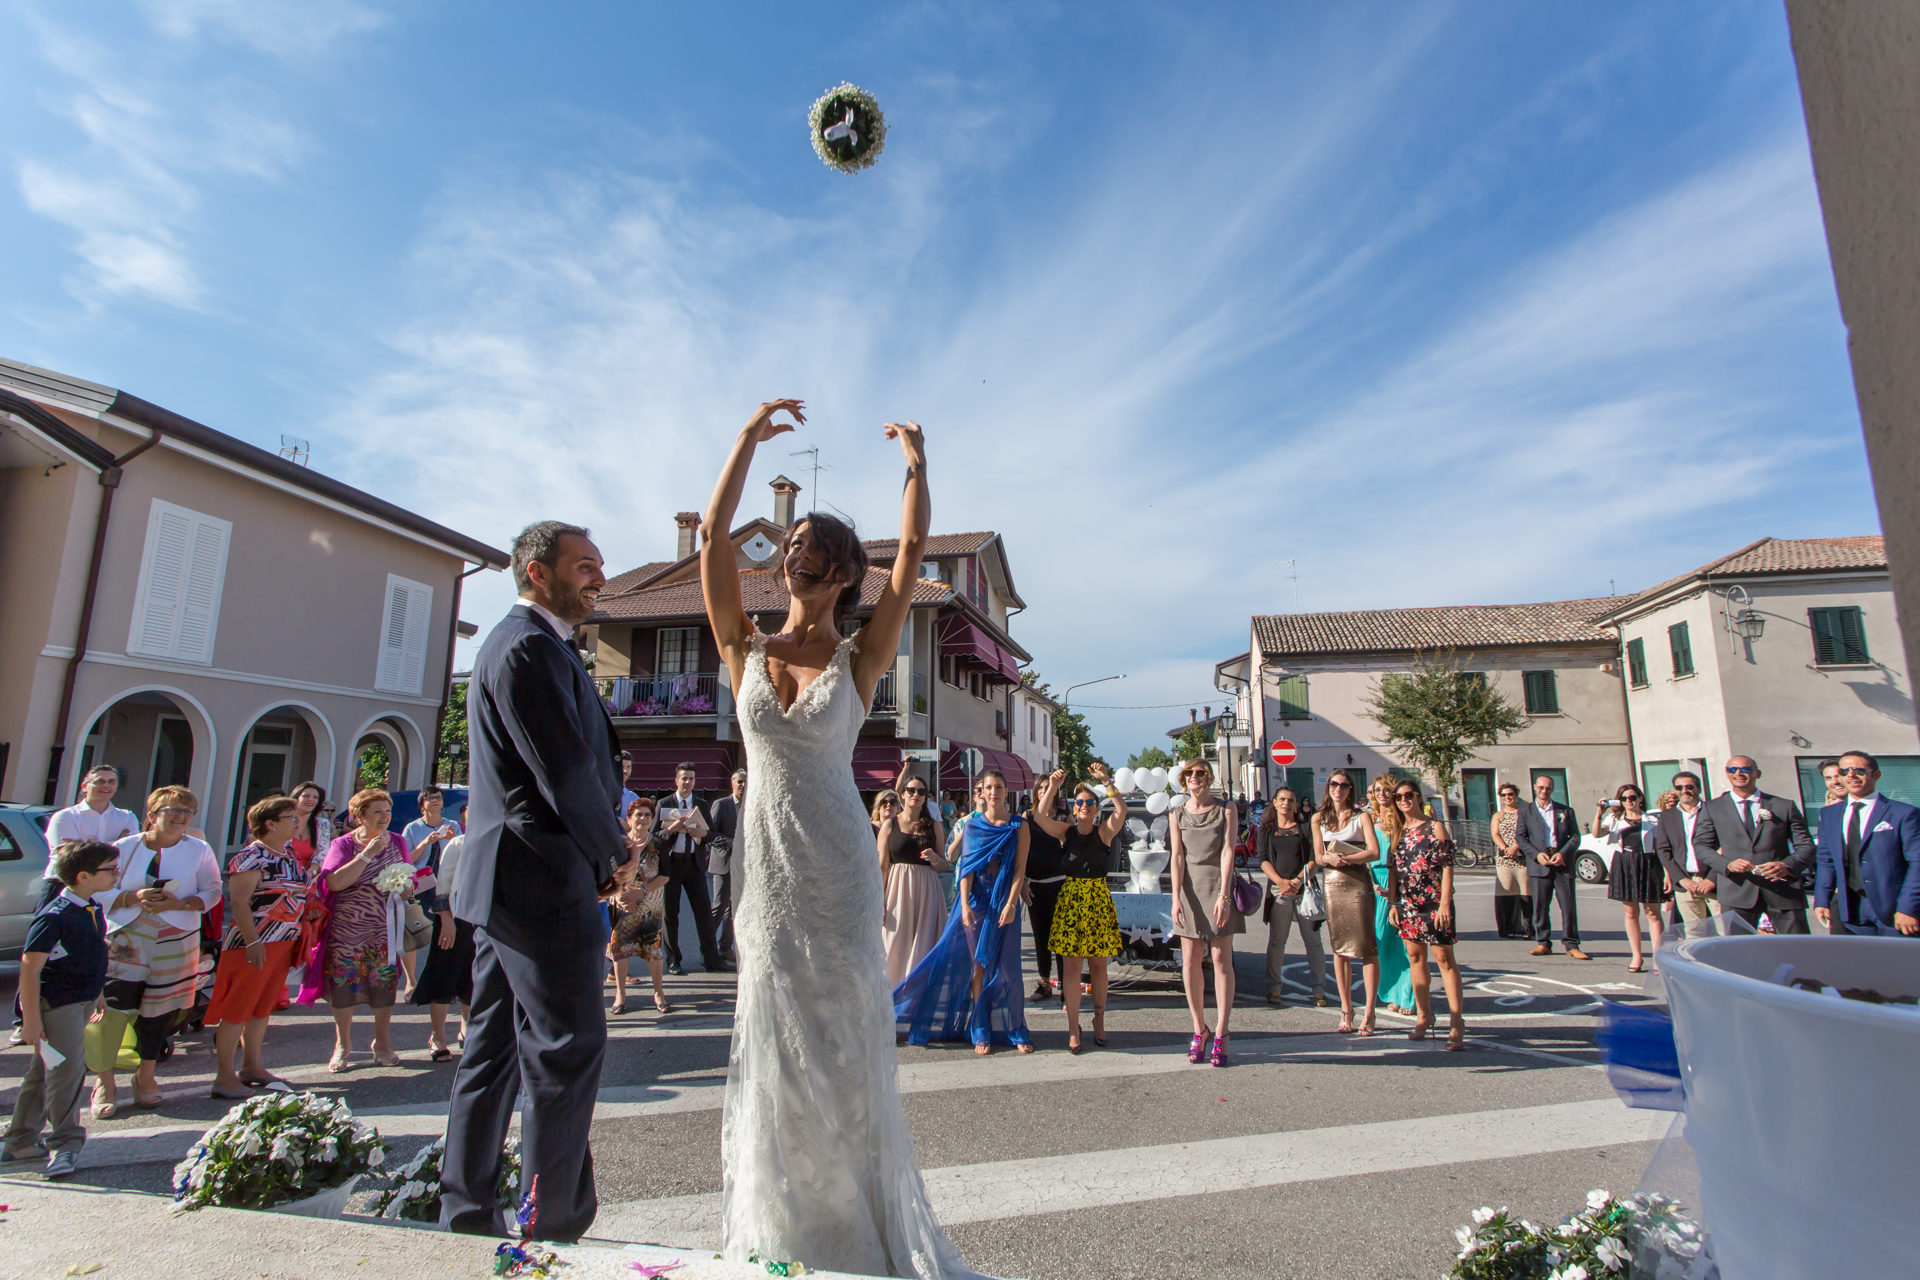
[894,770,1035,1054]
[1367,777,1416,1015]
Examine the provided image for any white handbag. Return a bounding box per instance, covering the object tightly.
[1295,879,1327,922]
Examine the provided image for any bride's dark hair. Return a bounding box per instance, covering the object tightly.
[788,512,869,631]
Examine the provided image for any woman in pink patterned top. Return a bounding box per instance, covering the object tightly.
[298,788,413,1071]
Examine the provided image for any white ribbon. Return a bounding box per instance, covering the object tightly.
[823,107,859,150]
[384,891,406,966]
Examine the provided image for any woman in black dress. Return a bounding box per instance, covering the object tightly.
[1597,784,1666,972]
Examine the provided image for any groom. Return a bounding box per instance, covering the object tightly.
[441,521,632,1241]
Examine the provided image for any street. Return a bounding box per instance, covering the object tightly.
[0,877,1678,1280]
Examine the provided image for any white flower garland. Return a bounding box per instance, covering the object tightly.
[173,1092,387,1211]
[1446,1190,1716,1279]
[809,82,886,173]
[370,1135,521,1222]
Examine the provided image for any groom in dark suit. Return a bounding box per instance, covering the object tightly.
[441,522,633,1241]
[1691,755,1814,934]
[1516,773,1588,958]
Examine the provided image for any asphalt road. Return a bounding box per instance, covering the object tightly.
[0,877,1684,1280]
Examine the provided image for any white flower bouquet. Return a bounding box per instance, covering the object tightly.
[1446,1190,1716,1279]
[172,1091,388,1211]
[374,862,416,895]
[809,82,886,173]
[370,1135,521,1222]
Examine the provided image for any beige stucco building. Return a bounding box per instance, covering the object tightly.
[1246,600,1633,820]
[1598,536,1910,811]
[0,357,506,848]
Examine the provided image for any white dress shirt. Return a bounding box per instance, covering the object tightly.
[43,802,141,878]
[1534,801,1559,844]
[519,599,575,644]
[439,834,466,917]
[662,791,701,857]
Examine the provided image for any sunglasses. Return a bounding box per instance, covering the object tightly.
[156,806,194,817]
[902,787,927,796]
[1394,791,1419,801]
[1836,766,1872,777]
[879,799,898,806]
[1724,765,1754,775]
[1621,793,1643,802]
[1328,781,1352,790]
[1071,798,1099,808]
[1675,784,1700,792]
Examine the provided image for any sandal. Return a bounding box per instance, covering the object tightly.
[371,1049,401,1068]
[1409,1019,1431,1042]
[1188,1029,1213,1064]
[133,1090,163,1109]
[1336,1014,1355,1034]
[1209,1032,1230,1068]
[1357,1016,1376,1038]
[611,1000,627,1015]
[238,1073,282,1089]
[1447,1017,1466,1051]
[654,995,671,1014]
[327,1052,352,1073]
[91,1089,120,1120]
[1015,1043,1035,1054]
[430,1047,453,1062]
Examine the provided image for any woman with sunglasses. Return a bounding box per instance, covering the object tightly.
[1028,764,1128,1053]
[877,770,950,988]
[1598,784,1666,971]
[1489,782,1530,938]
[1385,780,1466,1048]
[869,789,902,833]
[1366,777,1416,1017]
[1312,770,1379,1036]
[1170,759,1241,1065]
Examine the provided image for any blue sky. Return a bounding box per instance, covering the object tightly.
[2,1,1874,760]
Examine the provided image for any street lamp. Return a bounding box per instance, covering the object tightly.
[1724,585,1765,645]
[1062,673,1125,706]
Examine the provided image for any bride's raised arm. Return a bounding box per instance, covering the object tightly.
[702,399,805,690]
[852,420,929,703]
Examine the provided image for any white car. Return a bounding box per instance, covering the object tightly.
[1573,833,1616,884]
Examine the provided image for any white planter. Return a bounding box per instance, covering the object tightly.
[1661,935,1920,1280]
[265,1173,362,1219]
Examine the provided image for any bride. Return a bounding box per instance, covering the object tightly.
[699,399,980,1279]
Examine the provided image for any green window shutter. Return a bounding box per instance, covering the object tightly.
[1276,674,1310,720]
[1523,670,1559,715]
[1461,670,1488,690]
[1810,607,1869,666]
[1626,638,1648,688]
[1668,621,1694,678]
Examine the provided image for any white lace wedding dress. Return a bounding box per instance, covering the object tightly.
[721,632,979,1279]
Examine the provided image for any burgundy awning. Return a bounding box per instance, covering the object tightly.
[939,742,1035,793]
[938,617,1022,684]
[618,743,737,792]
[852,744,906,790]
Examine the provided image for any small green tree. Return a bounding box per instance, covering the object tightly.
[1127,745,1176,771]
[1168,723,1210,767]
[355,740,391,790]
[1360,652,1526,802]
[434,680,470,785]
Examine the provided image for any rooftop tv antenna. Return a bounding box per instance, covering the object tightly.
[789,445,821,499]
[1277,558,1299,612]
[277,435,310,467]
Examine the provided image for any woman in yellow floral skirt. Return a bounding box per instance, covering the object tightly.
[1028,764,1129,1053]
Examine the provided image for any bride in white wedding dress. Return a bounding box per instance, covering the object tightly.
[698,400,981,1280]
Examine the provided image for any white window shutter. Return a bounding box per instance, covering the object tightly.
[376,574,434,695]
[127,500,229,664]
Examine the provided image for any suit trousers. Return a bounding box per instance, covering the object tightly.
[708,872,735,958]
[1028,879,1064,988]
[1265,894,1327,998]
[1836,892,1908,937]
[1531,867,1580,945]
[440,907,608,1242]
[1727,903,1809,935]
[662,859,721,969]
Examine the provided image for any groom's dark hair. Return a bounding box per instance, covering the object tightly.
[790,512,868,630]
[512,520,591,594]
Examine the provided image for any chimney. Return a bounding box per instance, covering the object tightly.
[675,511,701,560]
[769,475,801,528]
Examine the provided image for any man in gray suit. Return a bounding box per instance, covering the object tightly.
[1692,755,1815,934]
[1516,773,1588,959]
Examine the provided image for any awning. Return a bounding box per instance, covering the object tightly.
[852,744,906,790]
[939,742,1035,793]
[618,742,737,793]
[938,617,1022,684]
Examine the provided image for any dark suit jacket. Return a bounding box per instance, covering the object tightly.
[454,604,627,930]
[1515,801,1580,877]
[1649,806,1705,894]
[656,793,712,877]
[707,794,741,877]
[1814,794,1920,926]
[1692,792,1814,912]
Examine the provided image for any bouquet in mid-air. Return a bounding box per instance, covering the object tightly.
[810,82,886,173]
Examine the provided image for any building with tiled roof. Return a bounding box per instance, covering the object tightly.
[1596,536,1911,810]
[580,477,1040,796]
[1245,596,1631,824]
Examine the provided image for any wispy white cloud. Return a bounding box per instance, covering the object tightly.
[135,0,388,58]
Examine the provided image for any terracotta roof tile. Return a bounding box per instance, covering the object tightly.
[1254,598,1618,657]
[591,566,950,623]
[862,532,997,559]
[602,561,674,594]
[1602,536,1885,618]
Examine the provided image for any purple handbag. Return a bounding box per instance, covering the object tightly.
[1231,872,1264,916]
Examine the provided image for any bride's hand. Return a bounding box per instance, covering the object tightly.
[997,899,1017,927]
[883,420,925,467]
[743,399,805,444]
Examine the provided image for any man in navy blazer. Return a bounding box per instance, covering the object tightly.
[1516,773,1589,958]
[1814,750,1920,937]
[441,522,634,1241]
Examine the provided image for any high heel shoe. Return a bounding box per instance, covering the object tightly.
[1337,1013,1355,1034]
[1446,1017,1466,1051]
[1209,1031,1229,1068]
[1188,1029,1213,1064]
[1409,1018,1432,1041]
[1092,1006,1107,1048]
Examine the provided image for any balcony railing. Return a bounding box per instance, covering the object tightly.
[871,668,897,715]
[599,672,720,718]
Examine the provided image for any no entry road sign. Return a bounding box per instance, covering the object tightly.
[1270,739,1298,767]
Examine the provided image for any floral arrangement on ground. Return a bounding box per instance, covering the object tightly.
[173,1091,387,1211]
[809,82,885,173]
[372,1134,521,1222]
[1447,1190,1716,1280]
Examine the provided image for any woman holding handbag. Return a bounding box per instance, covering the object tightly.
[1257,788,1327,1007]
[297,789,416,1071]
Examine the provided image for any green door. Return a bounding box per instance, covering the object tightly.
[1529,767,1569,805]
[1641,760,1680,805]
[1462,769,1496,821]
[1284,767,1316,805]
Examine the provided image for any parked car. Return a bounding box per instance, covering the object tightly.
[0,805,56,960]
[384,788,472,834]
[1574,833,1613,885]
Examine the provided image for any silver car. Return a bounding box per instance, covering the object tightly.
[0,805,55,960]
